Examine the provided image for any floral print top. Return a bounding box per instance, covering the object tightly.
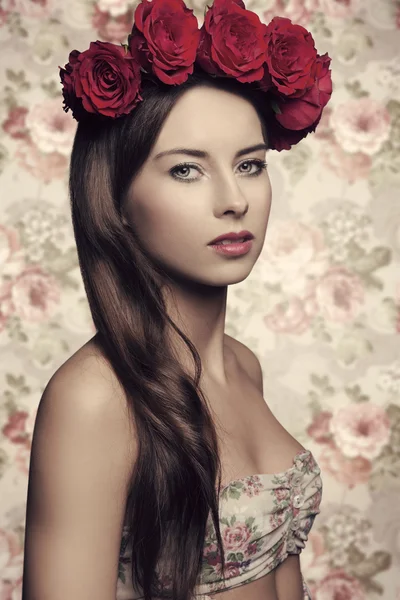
[116,449,323,600]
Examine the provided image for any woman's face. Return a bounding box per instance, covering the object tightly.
[123,85,272,287]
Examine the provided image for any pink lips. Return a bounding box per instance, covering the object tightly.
[208,230,254,245]
[208,239,253,256]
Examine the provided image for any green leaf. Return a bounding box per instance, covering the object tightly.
[271,99,282,115]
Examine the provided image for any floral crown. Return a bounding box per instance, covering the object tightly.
[59,0,332,151]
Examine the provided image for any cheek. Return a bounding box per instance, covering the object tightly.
[128,190,202,252]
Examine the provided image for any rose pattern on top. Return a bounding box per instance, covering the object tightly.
[116,449,322,598]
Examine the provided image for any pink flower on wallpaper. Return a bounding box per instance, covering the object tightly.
[10,265,61,322]
[311,266,364,323]
[300,531,330,583]
[0,224,21,266]
[263,0,320,25]
[0,528,24,586]
[2,106,29,141]
[223,522,252,551]
[1,0,55,18]
[14,442,31,474]
[313,106,333,140]
[307,411,333,443]
[329,403,390,459]
[330,98,391,155]
[261,221,329,295]
[15,139,68,183]
[1,410,30,445]
[0,292,14,332]
[95,0,132,17]
[0,224,24,331]
[318,0,362,18]
[318,444,372,488]
[25,98,76,156]
[0,7,8,25]
[264,296,311,334]
[321,139,372,183]
[314,568,365,599]
[92,5,135,43]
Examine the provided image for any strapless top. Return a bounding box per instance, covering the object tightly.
[116,448,323,600]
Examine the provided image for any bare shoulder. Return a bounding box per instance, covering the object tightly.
[42,334,137,464]
[23,336,138,599]
[225,334,264,394]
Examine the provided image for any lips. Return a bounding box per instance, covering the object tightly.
[208,230,254,245]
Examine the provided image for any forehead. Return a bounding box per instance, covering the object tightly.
[152,86,264,155]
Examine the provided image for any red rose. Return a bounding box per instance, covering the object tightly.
[128,0,200,85]
[59,42,142,120]
[266,110,321,151]
[59,50,85,121]
[275,53,333,130]
[196,0,268,84]
[267,53,332,151]
[265,16,317,97]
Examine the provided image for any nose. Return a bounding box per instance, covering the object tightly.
[214,173,249,217]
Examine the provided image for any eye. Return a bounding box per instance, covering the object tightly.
[169,163,201,182]
[238,159,268,176]
[168,159,268,183]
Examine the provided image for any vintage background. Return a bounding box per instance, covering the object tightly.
[0,0,399,598]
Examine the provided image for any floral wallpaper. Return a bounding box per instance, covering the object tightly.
[0,0,399,599]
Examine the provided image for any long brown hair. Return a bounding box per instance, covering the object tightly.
[68,68,269,600]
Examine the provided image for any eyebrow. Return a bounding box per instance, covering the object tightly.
[153,142,268,161]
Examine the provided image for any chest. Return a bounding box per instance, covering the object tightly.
[200,359,305,490]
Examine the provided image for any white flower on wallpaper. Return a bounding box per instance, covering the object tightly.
[95,0,134,16]
[262,0,319,26]
[31,29,68,67]
[330,98,391,156]
[376,359,400,396]
[260,220,330,295]
[368,486,400,564]
[318,0,362,18]
[0,0,55,19]
[365,0,400,30]
[366,58,400,101]
[60,0,95,30]
[333,331,373,368]
[335,25,372,66]
[25,98,76,157]
[17,204,72,261]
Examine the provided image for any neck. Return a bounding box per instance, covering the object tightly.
[162,279,230,386]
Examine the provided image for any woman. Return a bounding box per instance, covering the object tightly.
[22,1,331,599]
